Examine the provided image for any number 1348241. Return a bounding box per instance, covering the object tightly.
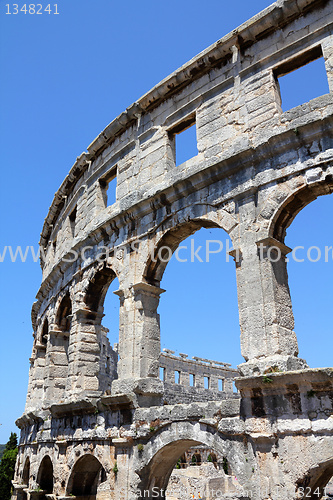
[5,4,59,14]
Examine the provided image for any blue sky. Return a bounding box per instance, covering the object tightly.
[0,0,332,442]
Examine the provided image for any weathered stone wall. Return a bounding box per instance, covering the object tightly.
[166,463,240,500]
[160,350,239,404]
[12,0,333,499]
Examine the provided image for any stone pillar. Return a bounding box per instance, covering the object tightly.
[44,328,69,405]
[31,343,46,400]
[322,35,333,93]
[180,369,189,387]
[224,378,233,394]
[65,308,102,398]
[235,234,307,376]
[112,283,164,402]
[25,343,46,412]
[113,439,132,500]
[164,366,174,385]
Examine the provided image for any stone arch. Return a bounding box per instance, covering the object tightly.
[296,456,333,499]
[84,263,118,314]
[144,214,235,286]
[66,454,107,497]
[208,452,218,467]
[136,421,247,498]
[36,455,53,493]
[269,177,333,242]
[81,263,120,387]
[55,292,72,332]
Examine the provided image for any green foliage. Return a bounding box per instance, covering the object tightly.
[207,454,213,462]
[222,457,229,475]
[5,434,17,452]
[0,445,5,461]
[0,433,18,500]
[137,444,144,453]
[262,375,273,384]
[113,461,118,475]
[175,459,181,469]
[191,454,197,463]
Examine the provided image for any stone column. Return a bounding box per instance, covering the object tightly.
[235,233,307,376]
[224,378,233,394]
[112,283,164,402]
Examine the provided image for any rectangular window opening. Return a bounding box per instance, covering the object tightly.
[189,374,195,387]
[169,116,198,167]
[175,370,180,384]
[159,367,165,381]
[218,379,224,392]
[204,376,210,390]
[69,206,77,236]
[99,167,117,207]
[105,357,110,375]
[274,46,329,112]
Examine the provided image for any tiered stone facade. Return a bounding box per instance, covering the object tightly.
[12,0,333,499]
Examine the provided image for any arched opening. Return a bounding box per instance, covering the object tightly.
[139,437,243,500]
[41,318,48,346]
[296,457,333,499]
[207,452,218,468]
[67,454,107,498]
[84,265,119,392]
[177,454,187,469]
[22,456,30,487]
[191,453,202,466]
[51,294,70,389]
[273,186,333,368]
[85,266,117,314]
[272,180,333,243]
[56,293,72,332]
[145,222,241,402]
[145,220,216,286]
[37,455,53,494]
[99,276,120,391]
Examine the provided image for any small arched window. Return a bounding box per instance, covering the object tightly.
[191,453,201,466]
[41,318,48,345]
[22,457,30,487]
[56,293,72,332]
[67,454,106,496]
[37,455,53,493]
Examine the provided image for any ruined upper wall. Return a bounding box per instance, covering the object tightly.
[160,350,239,404]
[38,0,333,280]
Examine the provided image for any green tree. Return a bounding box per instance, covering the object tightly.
[0,433,18,500]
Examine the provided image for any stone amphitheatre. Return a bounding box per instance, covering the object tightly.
[11,0,333,498]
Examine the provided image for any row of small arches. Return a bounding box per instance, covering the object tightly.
[19,453,106,498]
